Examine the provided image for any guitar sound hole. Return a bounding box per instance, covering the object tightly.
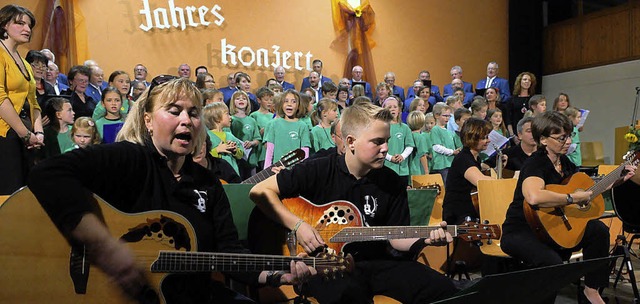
[337,210,345,217]
[150,222,161,232]
[329,212,335,217]
[349,215,354,221]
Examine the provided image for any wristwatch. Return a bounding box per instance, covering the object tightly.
[566,194,574,205]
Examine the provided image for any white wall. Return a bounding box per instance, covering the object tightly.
[542,59,640,164]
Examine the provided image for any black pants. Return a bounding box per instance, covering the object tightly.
[501,220,610,289]
[0,129,29,195]
[304,259,458,304]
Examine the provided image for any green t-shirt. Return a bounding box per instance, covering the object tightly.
[430,126,457,170]
[95,116,125,144]
[409,131,430,176]
[567,126,582,166]
[57,127,75,154]
[249,111,275,162]
[384,122,416,177]
[207,130,244,175]
[424,131,434,173]
[263,119,311,165]
[300,115,314,132]
[231,115,262,167]
[311,125,335,152]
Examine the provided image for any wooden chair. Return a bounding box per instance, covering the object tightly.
[411,174,449,274]
[477,179,517,259]
[582,141,605,166]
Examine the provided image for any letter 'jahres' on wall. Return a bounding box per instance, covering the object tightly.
[139,0,225,32]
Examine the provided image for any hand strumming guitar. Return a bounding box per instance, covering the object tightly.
[295,220,326,253]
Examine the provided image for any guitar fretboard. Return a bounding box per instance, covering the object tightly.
[151,251,315,273]
[241,161,281,184]
[330,226,458,242]
[588,158,634,199]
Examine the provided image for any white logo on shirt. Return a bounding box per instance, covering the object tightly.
[193,190,207,213]
[288,131,299,140]
[363,195,378,217]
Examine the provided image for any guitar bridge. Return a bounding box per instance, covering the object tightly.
[69,244,90,294]
[551,207,573,231]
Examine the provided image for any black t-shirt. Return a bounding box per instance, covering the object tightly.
[502,149,577,233]
[277,153,410,227]
[442,147,480,224]
[505,96,529,132]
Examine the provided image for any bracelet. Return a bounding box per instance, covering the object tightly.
[34,131,44,135]
[266,270,285,287]
[291,219,304,234]
[21,130,32,143]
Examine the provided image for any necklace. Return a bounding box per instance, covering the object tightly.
[0,39,31,81]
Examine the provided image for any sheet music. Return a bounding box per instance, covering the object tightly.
[577,109,590,128]
[243,147,252,161]
[482,130,510,156]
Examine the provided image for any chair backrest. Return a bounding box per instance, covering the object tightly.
[582,141,605,166]
[597,164,618,176]
[477,178,518,257]
[411,174,446,226]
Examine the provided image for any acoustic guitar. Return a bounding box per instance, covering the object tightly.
[241,149,305,184]
[279,197,501,256]
[0,188,353,303]
[523,151,639,249]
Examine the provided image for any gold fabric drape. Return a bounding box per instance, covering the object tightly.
[331,0,377,88]
[42,0,88,74]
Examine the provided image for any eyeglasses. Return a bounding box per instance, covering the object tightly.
[204,80,215,83]
[31,63,47,70]
[548,132,576,142]
[146,74,178,100]
[441,114,452,118]
[135,68,147,72]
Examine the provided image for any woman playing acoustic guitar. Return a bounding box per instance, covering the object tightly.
[501,111,636,304]
[28,77,315,303]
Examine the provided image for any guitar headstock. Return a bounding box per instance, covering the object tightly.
[279,149,306,168]
[456,221,501,243]
[623,150,640,166]
[314,252,354,280]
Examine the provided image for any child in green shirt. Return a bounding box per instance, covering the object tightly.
[263,89,311,168]
[203,102,244,176]
[382,96,415,184]
[310,98,339,153]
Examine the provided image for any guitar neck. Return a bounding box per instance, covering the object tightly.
[330,225,458,243]
[241,161,282,184]
[588,162,628,197]
[151,251,317,273]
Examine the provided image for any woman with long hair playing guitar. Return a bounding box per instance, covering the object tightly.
[501,111,636,304]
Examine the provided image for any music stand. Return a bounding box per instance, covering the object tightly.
[435,256,617,304]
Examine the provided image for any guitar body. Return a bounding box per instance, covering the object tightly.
[0,188,197,304]
[281,197,364,256]
[523,172,605,249]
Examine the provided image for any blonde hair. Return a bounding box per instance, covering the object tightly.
[229,90,252,115]
[563,106,580,119]
[340,102,393,139]
[407,111,426,131]
[203,102,229,130]
[311,98,338,126]
[71,117,101,145]
[116,78,205,154]
[381,96,401,122]
[408,97,425,113]
[352,84,365,98]
[432,102,451,116]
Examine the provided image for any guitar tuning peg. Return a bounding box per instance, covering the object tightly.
[464,216,472,222]
[483,219,489,225]
[487,239,493,245]
[475,240,483,247]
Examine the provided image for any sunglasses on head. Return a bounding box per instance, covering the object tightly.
[146,75,178,100]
